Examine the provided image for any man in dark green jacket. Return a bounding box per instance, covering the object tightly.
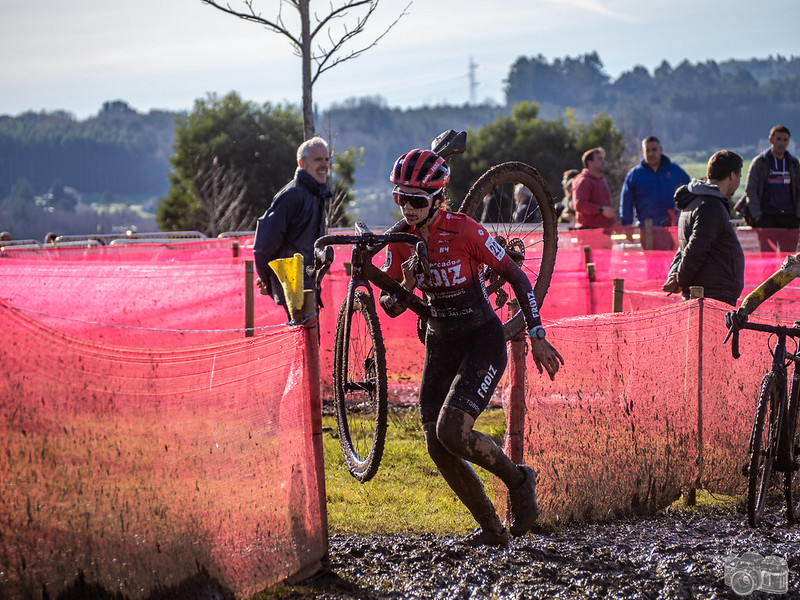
[663,150,745,306]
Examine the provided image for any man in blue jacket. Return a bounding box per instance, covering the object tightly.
[253,136,331,319]
[620,136,690,249]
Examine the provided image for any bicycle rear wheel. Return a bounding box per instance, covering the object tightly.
[747,371,781,527]
[459,161,558,340]
[333,288,388,483]
[784,371,800,522]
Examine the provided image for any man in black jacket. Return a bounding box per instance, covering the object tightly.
[253,136,331,319]
[662,150,745,306]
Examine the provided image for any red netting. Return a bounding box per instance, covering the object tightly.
[0,241,326,598]
[0,247,285,349]
[3,229,800,597]
[510,297,791,523]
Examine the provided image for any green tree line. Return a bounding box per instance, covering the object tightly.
[2,54,799,238]
[504,52,800,152]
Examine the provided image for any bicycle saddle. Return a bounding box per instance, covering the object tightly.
[430,129,467,159]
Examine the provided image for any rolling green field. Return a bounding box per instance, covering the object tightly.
[676,156,751,198]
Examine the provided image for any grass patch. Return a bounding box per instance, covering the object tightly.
[323,406,507,535]
[665,489,744,515]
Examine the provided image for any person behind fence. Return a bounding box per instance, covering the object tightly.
[478,187,513,223]
[555,168,579,224]
[620,136,690,228]
[512,184,541,223]
[379,148,563,547]
[743,125,800,252]
[572,147,616,229]
[253,136,332,319]
[662,150,745,306]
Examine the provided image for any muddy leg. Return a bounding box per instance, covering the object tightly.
[435,406,524,489]
[422,421,505,535]
[435,406,538,536]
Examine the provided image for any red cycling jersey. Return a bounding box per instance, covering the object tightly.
[382,210,541,338]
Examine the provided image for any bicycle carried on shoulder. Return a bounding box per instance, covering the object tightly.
[725,315,800,527]
[310,130,559,482]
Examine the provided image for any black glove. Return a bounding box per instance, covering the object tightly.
[725,307,748,330]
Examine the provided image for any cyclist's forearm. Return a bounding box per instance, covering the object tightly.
[501,264,542,330]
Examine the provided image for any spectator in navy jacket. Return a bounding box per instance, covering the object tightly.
[253,136,331,319]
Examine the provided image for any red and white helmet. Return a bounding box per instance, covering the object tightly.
[390,149,450,190]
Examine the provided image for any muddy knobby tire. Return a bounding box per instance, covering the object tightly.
[459,161,558,340]
[333,288,388,482]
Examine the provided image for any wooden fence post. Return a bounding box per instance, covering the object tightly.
[684,286,705,505]
[245,260,254,338]
[495,298,527,522]
[613,278,624,312]
[643,218,653,251]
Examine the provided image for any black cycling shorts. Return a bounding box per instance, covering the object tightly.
[418,317,508,424]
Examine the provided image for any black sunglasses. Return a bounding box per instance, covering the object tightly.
[392,187,441,209]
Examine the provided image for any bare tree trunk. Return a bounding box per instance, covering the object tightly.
[200,0,411,140]
[299,0,315,139]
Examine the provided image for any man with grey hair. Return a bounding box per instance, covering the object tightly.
[254,136,331,319]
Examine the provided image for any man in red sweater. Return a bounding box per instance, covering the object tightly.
[572,147,616,229]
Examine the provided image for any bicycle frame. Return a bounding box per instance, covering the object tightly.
[731,321,800,473]
[312,222,430,324]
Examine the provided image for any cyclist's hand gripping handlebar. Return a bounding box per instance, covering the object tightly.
[309,244,334,289]
[723,307,748,359]
[414,241,430,281]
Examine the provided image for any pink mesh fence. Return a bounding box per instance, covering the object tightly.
[3,228,800,598]
[0,240,326,599]
[502,296,792,524]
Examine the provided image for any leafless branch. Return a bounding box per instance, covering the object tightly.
[200,0,300,47]
[310,1,411,85]
[193,155,250,236]
[310,0,374,39]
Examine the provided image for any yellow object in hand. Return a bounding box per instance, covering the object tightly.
[269,253,305,318]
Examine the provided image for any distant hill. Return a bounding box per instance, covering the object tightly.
[0,100,178,202]
[503,53,800,156]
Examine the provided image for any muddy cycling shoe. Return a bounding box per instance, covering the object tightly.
[463,527,510,548]
[508,465,539,537]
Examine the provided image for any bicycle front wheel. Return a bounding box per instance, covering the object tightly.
[459,161,558,340]
[784,372,800,522]
[747,371,781,527]
[333,288,388,483]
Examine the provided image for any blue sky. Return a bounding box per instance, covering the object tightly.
[1,0,798,119]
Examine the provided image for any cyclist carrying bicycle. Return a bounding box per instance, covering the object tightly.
[379,148,564,546]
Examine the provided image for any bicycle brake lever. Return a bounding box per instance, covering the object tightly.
[722,326,741,359]
[414,241,431,280]
[310,245,334,288]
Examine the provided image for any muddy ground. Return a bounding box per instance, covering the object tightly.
[272,501,800,600]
